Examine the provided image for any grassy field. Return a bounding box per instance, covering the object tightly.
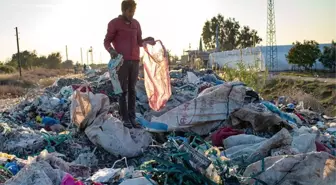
[279,71,336,78]
[0,68,73,98]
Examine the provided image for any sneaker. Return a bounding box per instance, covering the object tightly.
[123,121,132,129]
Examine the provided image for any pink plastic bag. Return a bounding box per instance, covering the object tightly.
[142,40,172,111]
[61,174,85,185]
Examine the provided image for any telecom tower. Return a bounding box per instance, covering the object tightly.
[266,0,278,72]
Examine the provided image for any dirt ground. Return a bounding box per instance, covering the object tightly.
[0,68,75,98]
[261,77,336,116]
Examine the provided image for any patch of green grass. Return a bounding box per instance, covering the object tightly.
[279,72,313,77]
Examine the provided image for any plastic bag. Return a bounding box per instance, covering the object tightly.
[108,54,123,95]
[82,93,152,157]
[61,174,85,185]
[70,84,106,130]
[142,40,172,111]
[85,112,152,158]
[149,82,247,132]
[243,152,336,185]
[4,161,66,185]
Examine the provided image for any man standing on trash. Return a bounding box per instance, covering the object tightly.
[104,0,154,128]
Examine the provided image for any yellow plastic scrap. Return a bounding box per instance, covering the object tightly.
[0,123,12,134]
[36,116,42,123]
[59,131,70,135]
[0,153,15,160]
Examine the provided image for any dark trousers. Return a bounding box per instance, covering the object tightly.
[117,60,139,122]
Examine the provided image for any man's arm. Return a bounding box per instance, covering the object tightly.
[137,21,143,47]
[104,21,117,52]
[137,21,155,47]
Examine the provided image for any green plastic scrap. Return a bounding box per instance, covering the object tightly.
[139,146,217,185]
[41,131,72,153]
[140,133,271,185]
[0,165,13,182]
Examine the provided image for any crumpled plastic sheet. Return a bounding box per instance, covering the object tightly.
[242,152,336,185]
[4,161,66,185]
[142,40,172,111]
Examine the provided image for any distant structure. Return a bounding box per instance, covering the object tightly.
[266,0,278,72]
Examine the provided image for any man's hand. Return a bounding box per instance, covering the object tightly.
[143,37,155,45]
[109,48,118,59]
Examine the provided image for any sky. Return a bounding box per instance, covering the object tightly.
[0,0,335,63]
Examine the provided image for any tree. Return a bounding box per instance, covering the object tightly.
[201,14,262,51]
[46,52,62,69]
[286,40,321,71]
[238,26,262,48]
[319,40,336,71]
[7,50,38,69]
[62,60,74,69]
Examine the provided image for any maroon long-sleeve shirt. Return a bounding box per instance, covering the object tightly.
[104,15,143,61]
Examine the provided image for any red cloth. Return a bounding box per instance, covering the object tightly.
[315,141,332,153]
[104,15,143,61]
[211,127,244,147]
[71,85,92,93]
[294,113,305,121]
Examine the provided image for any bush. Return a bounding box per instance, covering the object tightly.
[0,65,16,74]
[217,60,268,92]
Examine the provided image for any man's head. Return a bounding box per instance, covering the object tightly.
[121,0,136,21]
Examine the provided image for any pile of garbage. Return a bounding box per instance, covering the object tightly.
[1,66,336,185]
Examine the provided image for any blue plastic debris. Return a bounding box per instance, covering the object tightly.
[5,162,20,175]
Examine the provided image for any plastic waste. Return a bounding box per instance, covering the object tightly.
[108,54,123,95]
[187,72,200,84]
[71,84,92,93]
[42,116,60,126]
[60,86,73,98]
[262,101,297,124]
[90,168,121,183]
[5,162,20,175]
[97,72,110,83]
[287,103,295,110]
[119,177,157,185]
[136,117,168,132]
[0,152,16,160]
[61,173,85,185]
[142,40,172,111]
[50,97,61,106]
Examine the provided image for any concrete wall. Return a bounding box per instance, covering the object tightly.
[208,43,331,71]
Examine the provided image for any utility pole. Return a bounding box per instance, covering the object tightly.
[86,50,89,65]
[80,48,83,65]
[89,46,93,64]
[15,27,22,77]
[65,45,68,61]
